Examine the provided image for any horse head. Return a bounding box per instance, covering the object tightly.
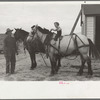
[14,28,29,42]
[31,25,38,33]
[33,25,50,35]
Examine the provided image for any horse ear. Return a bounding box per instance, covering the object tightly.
[35,24,38,28]
[14,28,17,30]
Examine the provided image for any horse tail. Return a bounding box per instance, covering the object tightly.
[88,38,100,59]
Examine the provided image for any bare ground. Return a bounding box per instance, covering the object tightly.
[0,51,100,81]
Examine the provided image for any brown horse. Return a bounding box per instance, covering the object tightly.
[14,28,45,70]
[32,25,100,76]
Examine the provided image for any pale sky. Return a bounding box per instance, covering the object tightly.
[0,2,84,34]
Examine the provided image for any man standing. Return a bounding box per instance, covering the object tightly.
[4,28,18,74]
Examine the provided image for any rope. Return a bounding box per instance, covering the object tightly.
[65,54,78,60]
[40,53,49,67]
[49,34,78,60]
[65,34,82,60]
[50,44,78,60]
[74,33,86,45]
[63,34,78,60]
[65,34,73,54]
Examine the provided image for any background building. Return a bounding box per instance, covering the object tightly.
[81,4,100,52]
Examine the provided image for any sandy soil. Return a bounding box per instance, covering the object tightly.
[0,50,100,81]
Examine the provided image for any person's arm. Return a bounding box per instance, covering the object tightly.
[50,28,57,32]
[57,27,62,31]
[3,37,7,50]
[14,39,18,55]
[16,42,19,55]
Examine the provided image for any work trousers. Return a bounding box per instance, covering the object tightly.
[4,49,16,74]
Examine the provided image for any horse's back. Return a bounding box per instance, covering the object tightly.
[56,34,89,54]
[76,34,89,45]
[61,34,89,46]
[58,35,76,54]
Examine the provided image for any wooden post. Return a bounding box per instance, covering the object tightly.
[70,9,82,35]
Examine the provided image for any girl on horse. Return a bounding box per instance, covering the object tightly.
[50,22,62,41]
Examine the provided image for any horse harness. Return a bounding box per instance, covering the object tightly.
[34,27,89,58]
[67,34,89,56]
[48,33,89,57]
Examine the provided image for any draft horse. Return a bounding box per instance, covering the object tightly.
[32,25,100,76]
[14,28,45,70]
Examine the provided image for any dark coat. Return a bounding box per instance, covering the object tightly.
[3,35,17,57]
[3,34,17,74]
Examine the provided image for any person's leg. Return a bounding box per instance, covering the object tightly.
[6,58,10,74]
[5,55,10,74]
[54,34,58,41]
[54,33,61,41]
[11,52,16,74]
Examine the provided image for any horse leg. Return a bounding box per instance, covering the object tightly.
[30,54,33,70]
[32,53,37,69]
[30,53,37,70]
[49,55,57,76]
[50,60,56,76]
[30,53,34,70]
[83,55,93,76]
[87,57,93,76]
[77,55,86,75]
[56,57,61,73]
[79,54,93,76]
[58,57,61,67]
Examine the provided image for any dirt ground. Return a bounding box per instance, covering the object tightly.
[0,50,100,81]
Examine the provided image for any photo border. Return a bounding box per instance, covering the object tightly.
[0,0,100,100]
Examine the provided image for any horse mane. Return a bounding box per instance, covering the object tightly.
[38,26,54,35]
[19,29,29,35]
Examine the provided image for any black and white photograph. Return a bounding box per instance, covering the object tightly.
[0,1,100,81]
[1,1,100,99]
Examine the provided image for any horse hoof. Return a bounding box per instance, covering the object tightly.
[55,71,58,74]
[30,67,35,70]
[86,75,93,78]
[88,72,93,76]
[77,72,83,76]
[49,73,54,77]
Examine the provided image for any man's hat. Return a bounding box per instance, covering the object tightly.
[6,28,13,34]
